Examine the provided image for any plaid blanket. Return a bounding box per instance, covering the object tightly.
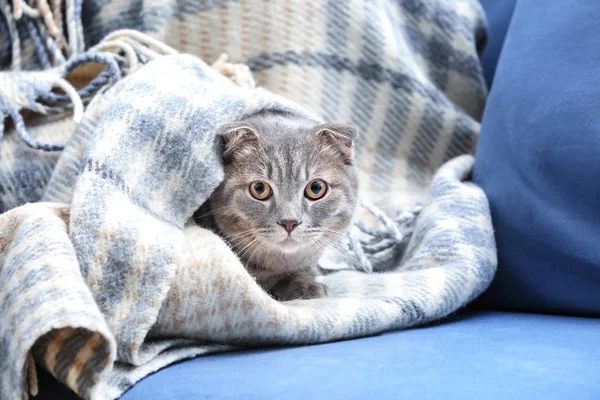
[0,1,496,399]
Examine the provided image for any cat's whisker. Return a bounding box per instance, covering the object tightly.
[310,235,356,267]
[302,228,350,250]
[194,205,232,219]
[232,241,255,259]
[237,238,261,260]
[304,234,355,269]
[320,248,356,269]
[299,231,334,257]
[227,234,257,249]
[245,237,269,269]
[313,233,344,247]
[305,235,326,254]
[225,226,272,243]
[308,228,344,236]
[227,227,255,235]
[257,239,273,267]
[230,235,255,250]
[229,231,274,247]
[228,231,257,241]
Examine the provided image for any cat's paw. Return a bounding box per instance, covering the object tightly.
[271,278,328,301]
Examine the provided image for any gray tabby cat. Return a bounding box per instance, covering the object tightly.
[202,111,359,301]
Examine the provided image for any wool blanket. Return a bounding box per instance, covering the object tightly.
[0,1,496,399]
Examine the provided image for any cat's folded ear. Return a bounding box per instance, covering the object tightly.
[314,123,358,165]
[217,122,261,164]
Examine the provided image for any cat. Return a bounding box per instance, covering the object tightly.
[199,111,359,301]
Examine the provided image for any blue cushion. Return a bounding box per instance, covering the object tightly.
[109,311,600,399]
[473,1,600,317]
[478,0,517,87]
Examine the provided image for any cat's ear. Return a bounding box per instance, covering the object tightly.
[217,122,261,163]
[314,123,358,165]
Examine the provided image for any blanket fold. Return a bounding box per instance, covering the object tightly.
[50,54,322,368]
[0,203,115,399]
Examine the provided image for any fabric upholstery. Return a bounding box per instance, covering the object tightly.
[474,1,600,317]
[478,0,517,87]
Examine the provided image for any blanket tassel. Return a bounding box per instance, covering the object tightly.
[347,202,422,273]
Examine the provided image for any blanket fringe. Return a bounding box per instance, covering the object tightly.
[211,53,256,89]
[347,202,422,273]
[5,0,79,68]
[0,28,179,152]
[90,29,178,74]
[0,7,256,153]
[0,51,121,151]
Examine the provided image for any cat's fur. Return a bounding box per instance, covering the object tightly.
[200,111,359,301]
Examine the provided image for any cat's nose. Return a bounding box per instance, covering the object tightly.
[278,219,301,233]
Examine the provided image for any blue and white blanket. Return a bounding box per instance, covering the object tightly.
[0,1,496,399]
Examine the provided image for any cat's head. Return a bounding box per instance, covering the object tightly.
[211,114,359,257]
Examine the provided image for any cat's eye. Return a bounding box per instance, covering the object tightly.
[304,179,327,200]
[249,180,272,200]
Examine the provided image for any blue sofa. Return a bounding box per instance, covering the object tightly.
[38,1,600,398]
[120,311,600,399]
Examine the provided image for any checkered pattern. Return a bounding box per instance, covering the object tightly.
[91,0,487,211]
[0,1,495,400]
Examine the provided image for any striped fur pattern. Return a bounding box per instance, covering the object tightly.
[0,1,495,399]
